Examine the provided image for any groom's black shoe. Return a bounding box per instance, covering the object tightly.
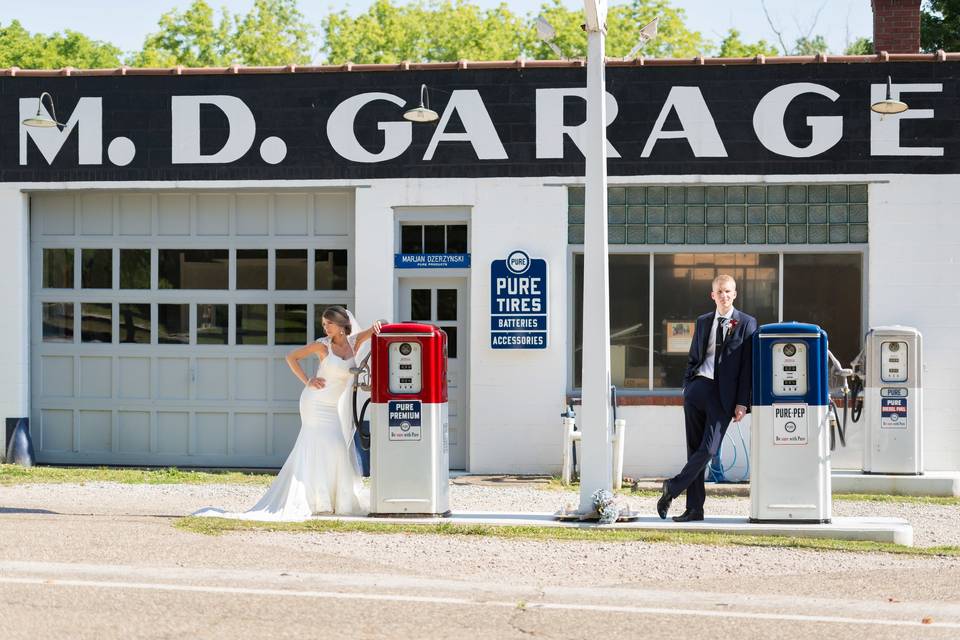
[672,509,704,522]
[656,480,672,519]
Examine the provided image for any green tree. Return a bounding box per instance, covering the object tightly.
[0,20,122,69]
[921,0,960,52]
[792,34,829,56]
[131,0,315,67]
[716,28,779,58]
[322,0,529,64]
[844,37,873,55]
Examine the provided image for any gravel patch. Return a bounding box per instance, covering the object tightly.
[2,480,959,548]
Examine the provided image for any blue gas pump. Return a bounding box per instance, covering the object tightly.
[750,323,832,524]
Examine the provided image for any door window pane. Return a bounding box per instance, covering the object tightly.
[447,225,468,254]
[237,304,267,345]
[81,303,112,343]
[197,304,229,345]
[437,289,457,321]
[276,249,307,290]
[159,249,228,289]
[442,326,457,359]
[314,250,348,290]
[158,304,189,344]
[119,303,150,344]
[653,253,778,388]
[784,254,862,364]
[401,225,423,253]
[42,302,74,342]
[574,255,650,389]
[275,304,307,345]
[43,248,74,288]
[237,249,267,290]
[120,249,150,289]
[411,289,431,321]
[424,225,445,253]
[314,304,348,341]
[81,249,112,289]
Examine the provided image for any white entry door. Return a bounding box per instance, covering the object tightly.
[398,278,468,469]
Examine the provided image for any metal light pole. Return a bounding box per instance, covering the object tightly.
[578,0,613,513]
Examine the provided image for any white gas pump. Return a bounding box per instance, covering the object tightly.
[858,326,924,475]
[368,323,450,516]
[751,323,832,524]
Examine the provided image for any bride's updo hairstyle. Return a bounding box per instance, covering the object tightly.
[321,305,352,335]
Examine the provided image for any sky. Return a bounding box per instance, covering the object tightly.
[6,0,874,60]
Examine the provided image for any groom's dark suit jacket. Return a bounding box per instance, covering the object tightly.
[682,309,758,416]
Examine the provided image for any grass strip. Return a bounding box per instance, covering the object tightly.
[174,516,960,557]
[0,464,274,486]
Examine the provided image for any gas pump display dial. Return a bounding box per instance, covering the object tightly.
[389,342,423,394]
[772,342,808,396]
[880,341,908,383]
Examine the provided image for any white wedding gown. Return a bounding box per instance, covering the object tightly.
[194,336,369,521]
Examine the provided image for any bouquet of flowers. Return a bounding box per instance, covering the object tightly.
[591,488,621,524]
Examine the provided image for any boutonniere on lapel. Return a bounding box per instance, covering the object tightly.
[728,318,738,330]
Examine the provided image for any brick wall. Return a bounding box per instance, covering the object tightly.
[872,0,921,53]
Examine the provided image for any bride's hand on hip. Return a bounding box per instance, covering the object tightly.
[307,377,326,389]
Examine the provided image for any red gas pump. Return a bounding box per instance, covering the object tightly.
[369,323,450,516]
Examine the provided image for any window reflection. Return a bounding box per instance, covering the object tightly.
[81,249,112,289]
[314,250,348,290]
[43,249,74,288]
[424,225,445,253]
[447,225,468,254]
[653,253,778,388]
[237,249,267,290]
[158,304,189,344]
[119,304,150,344]
[574,255,650,389]
[42,302,74,342]
[197,304,228,345]
[401,225,423,253]
[784,254,862,364]
[411,289,431,321]
[442,326,457,358]
[81,303,112,343]
[275,304,307,345]
[158,249,228,289]
[237,304,267,345]
[276,249,307,290]
[437,289,457,321]
[120,249,150,289]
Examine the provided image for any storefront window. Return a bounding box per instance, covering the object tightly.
[400,224,468,254]
[652,253,778,388]
[783,254,862,365]
[573,254,650,389]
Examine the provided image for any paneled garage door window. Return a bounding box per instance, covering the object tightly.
[30,191,354,467]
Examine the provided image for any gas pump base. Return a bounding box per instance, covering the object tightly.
[832,470,960,497]
[307,512,913,546]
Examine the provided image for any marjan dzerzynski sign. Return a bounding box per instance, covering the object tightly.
[2,61,959,182]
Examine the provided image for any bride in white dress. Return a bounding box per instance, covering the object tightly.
[194,306,382,521]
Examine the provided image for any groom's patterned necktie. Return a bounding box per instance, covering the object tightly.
[714,317,727,373]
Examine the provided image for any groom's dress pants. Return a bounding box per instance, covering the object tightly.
[667,376,730,513]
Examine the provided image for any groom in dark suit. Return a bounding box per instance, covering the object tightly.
[657,274,757,522]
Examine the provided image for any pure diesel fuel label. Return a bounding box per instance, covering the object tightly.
[490,250,548,349]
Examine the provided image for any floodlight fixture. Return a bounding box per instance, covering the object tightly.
[535,15,564,59]
[624,17,660,60]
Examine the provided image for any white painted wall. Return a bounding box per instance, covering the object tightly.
[0,187,30,455]
[869,175,960,471]
[355,178,568,473]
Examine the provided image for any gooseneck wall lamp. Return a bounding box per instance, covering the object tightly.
[403,84,440,123]
[870,76,909,115]
[22,91,65,128]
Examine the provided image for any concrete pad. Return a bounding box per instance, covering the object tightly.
[313,511,913,546]
[833,470,960,497]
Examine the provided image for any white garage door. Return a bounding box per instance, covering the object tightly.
[30,190,354,467]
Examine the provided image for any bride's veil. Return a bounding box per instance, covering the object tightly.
[336,308,370,493]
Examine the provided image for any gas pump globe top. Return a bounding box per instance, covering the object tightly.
[751,322,832,524]
[369,323,450,516]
